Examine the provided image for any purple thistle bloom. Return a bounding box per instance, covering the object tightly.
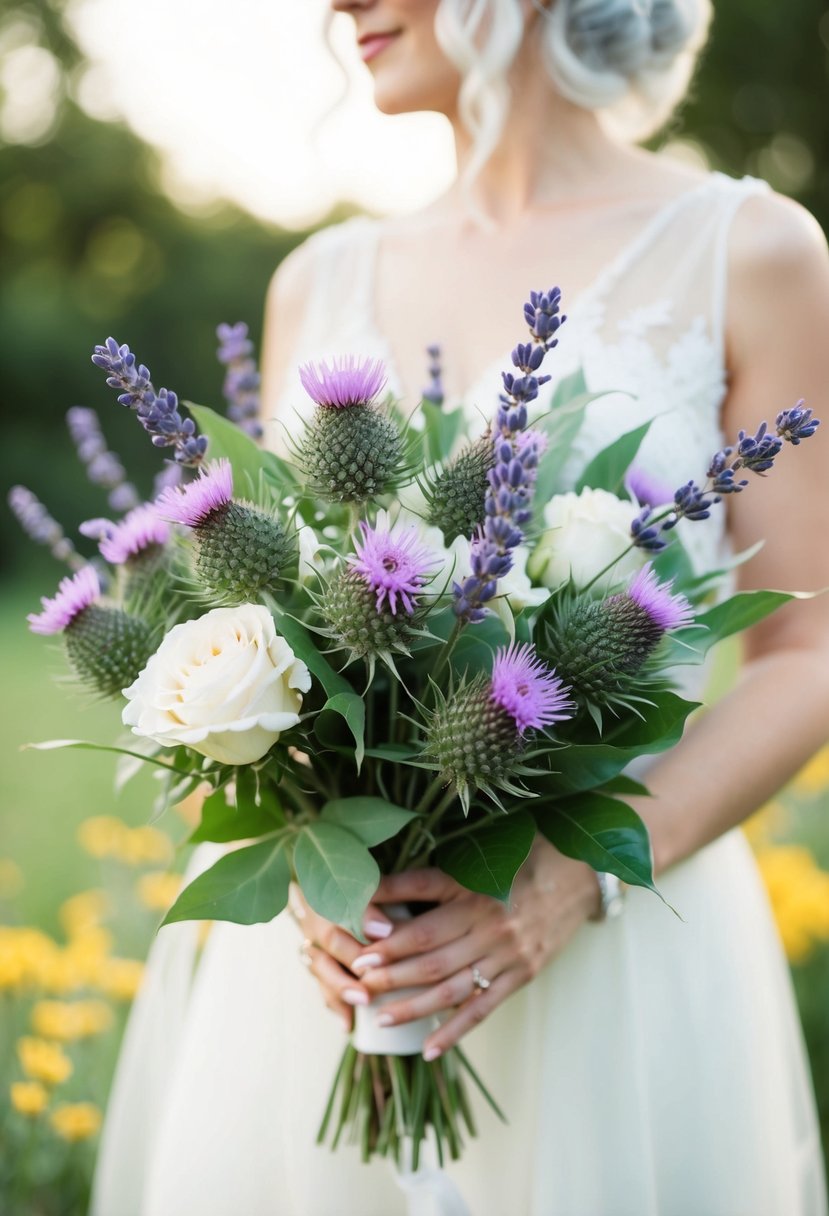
[28,566,100,635]
[776,401,820,445]
[8,486,83,570]
[348,519,435,615]
[82,504,171,566]
[490,642,574,734]
[216,322,263,440]
[454,290,566,623]
[66,407,140,513]
[625,564,694,633]
[155,458,233,527]
[299,356,387,410]
[91,337,207,467]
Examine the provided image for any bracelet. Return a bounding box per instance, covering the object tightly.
[590,871,626,922]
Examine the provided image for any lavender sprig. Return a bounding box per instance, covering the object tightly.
[91,338,207,467]
[632,402,820,547]
[453,288,566,623]
[8,486,84,570]
[216,322,263,440]
[422,344,445,408]
[66,407,140,513]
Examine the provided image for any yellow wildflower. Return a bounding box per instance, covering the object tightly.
[31,999,114,1041]
[126,825,174,866]
[76,815,173,865]
[136,871,182,912]
[95,957,144,1001]
[10,1080,49,1117]
[0,927,63,992]
[59,889,111,939]
[756,845,829,964]
[77,815,127,859]
[742,801,788,850]
[17,1037,73,1086]
[791,746,829,797]
[50,1102,103,1142]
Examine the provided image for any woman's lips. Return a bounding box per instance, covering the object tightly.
[359,32,400,63]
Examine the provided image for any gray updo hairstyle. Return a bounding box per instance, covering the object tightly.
[435,0,712,176]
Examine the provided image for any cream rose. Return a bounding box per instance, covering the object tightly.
[527,487,647,592]
[122,604,311,765]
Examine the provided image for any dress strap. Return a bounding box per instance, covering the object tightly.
[710,174,772,361]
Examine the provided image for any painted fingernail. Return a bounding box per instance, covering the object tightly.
[342,988,369,1006]
[423,1046,442,1062]
[364,919,393,939]
[376,1013,395,1027]
[352,953,383,972]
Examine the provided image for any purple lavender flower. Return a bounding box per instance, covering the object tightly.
[453,290,566,623]
[8,486,83,570]
[490,643,574,734]
[624,564,693,632]
[155,459,233,527]
[348,519,435,616]
[66,407,140,512]
[299,356,387,409]
[216,322,263,439]
[777,401,819,445]
[91,338,207,467]
[81,505,171,566]
[28,567,100,635]
[422,343,445,408]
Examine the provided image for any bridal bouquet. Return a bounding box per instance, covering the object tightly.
[21,291,817,1169]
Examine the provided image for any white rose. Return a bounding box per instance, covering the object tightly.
[122,604,311,765]
[527,487,647,592]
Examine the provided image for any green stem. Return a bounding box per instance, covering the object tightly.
[395,785,458,872]
[425,619,462,699]
[579,505,676,596]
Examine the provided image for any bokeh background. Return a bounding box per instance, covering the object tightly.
[2,1,829,1212]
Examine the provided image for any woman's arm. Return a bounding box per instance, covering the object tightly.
[336,193,829,1058]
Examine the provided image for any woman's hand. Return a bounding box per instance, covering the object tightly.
[287,885,396,1032]
[350,837,601,1059]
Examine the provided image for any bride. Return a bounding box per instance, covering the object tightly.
[92,2,829,1213]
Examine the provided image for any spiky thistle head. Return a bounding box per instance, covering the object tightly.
[424,644,572,810]
[28,567,101,635]
[348,517,436,615]
[155,458,293,603]
[423,431,492,543]
[299,356,386,409]
[81,504,170,567]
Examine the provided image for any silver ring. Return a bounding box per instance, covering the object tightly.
[471,965,490,992]
[299,939,314,969]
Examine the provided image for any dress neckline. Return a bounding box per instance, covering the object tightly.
[360,171,727,409]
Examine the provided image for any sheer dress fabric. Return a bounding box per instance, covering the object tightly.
[91,172,828,1216]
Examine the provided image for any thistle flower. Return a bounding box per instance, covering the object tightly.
[422,343,444,408]
[295,358,405,504]
[453,290,565,623]
[423,431,491,543]
[490,643,573,734]
[91,338,207,467]
[156,459,293,602]
[66,407,140,512]
[541,564,693,711]
[425,643,572,809]
[317,571,425,670]
[8,486,83,570]
[348,518,435,615]
[299,356,386,409]
[216,321,262,440]
[28,567,154,698]
[81,504,170,567]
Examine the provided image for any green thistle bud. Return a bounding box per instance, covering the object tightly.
[318,570,419,665]
[193,503,294,603]
[425,676,521,810]
[64,606,154,698]
[424,432,491,542]
[296,405,405,504]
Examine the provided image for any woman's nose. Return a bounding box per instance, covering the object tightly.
[330,0,376,13]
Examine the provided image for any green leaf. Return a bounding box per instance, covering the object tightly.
[320,796,418,846]
[549,367,588,410]
[436,812,536,902]
[450,614,510,675]
[574,421,652,495]
[160,836,291,927]
[24,739,198,777]
[322,693,366,770]
[675,590,799,658]
[537,794,657,894]
[293,822,380,937]
[599,774,651,798]
[420,401,466,465]
[187,402,298,497]
[189,776,284,844]
[533,390,616,505]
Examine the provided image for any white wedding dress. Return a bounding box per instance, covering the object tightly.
[91,171,827,1216]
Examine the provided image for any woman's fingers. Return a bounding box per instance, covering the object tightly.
[422,968,525,1059]
[353,896,480,978]
[301,941,370,1032]
[357,917,501,994]
[289,883,365,971]
[372,868,463,907]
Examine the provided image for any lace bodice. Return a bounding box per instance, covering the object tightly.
[267,171,770,575]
